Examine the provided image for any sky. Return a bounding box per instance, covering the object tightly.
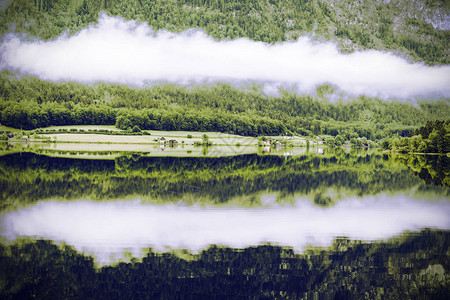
[1,13,449,99]
[1,194,449,265]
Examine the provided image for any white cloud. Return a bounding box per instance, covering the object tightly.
[1,13,449,99]
[1,195,449,265]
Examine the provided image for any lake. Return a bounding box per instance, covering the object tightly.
[0,148,449,298]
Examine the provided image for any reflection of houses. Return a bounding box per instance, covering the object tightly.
[264,138,273,146]
[165,139,178,147]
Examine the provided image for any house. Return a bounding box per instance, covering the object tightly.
[157,137,166,142]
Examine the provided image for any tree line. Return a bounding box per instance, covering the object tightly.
[1,73,448,139]
[382,120,450,154]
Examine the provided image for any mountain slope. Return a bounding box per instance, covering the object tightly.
[0,0,448,65]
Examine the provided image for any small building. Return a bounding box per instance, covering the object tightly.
[157,137,166,143]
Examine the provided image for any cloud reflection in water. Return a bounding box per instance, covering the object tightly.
[1,195,449,265]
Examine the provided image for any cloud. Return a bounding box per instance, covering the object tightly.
[1,195,449,265]
[1,13,449,99]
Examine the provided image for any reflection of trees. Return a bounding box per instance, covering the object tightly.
[1,230,448,299]
[314,193,333,206]
[392,154,449,187]
[0,151,446,209]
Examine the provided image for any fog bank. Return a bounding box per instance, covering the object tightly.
[1,14,449,99]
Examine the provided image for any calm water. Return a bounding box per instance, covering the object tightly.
[0,150,449,298]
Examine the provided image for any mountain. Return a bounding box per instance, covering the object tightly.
[1,0,448,65]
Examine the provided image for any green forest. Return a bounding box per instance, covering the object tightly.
[383,120,450,154]
[1,72,449,144]
[1,0,448,65]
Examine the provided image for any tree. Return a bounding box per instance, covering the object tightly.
[116,114,132,130]
[132,125,141,133]
[427,129,439,153]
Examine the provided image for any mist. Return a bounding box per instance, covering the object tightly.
[1,195,449,265]
[1,13,449,99]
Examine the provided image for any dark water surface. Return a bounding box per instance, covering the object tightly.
[0,150,449,299]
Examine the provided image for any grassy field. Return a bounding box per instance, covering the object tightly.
[0,126,22,133]
[33,125,259,146]
[4,125,319,146]
[1,125,325,158]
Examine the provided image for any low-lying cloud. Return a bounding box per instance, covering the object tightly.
[1,195,449,265]
[1,13,449,99]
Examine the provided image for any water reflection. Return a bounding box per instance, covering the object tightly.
[1,150,449,298]
[2,152,448,212]
[2,194,449,265]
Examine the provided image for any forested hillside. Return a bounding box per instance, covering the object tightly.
[1,0,448,65]
[1,72,449,139]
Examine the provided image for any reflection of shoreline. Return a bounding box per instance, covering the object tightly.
[2,196,449,265]
[0,141,353,158]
